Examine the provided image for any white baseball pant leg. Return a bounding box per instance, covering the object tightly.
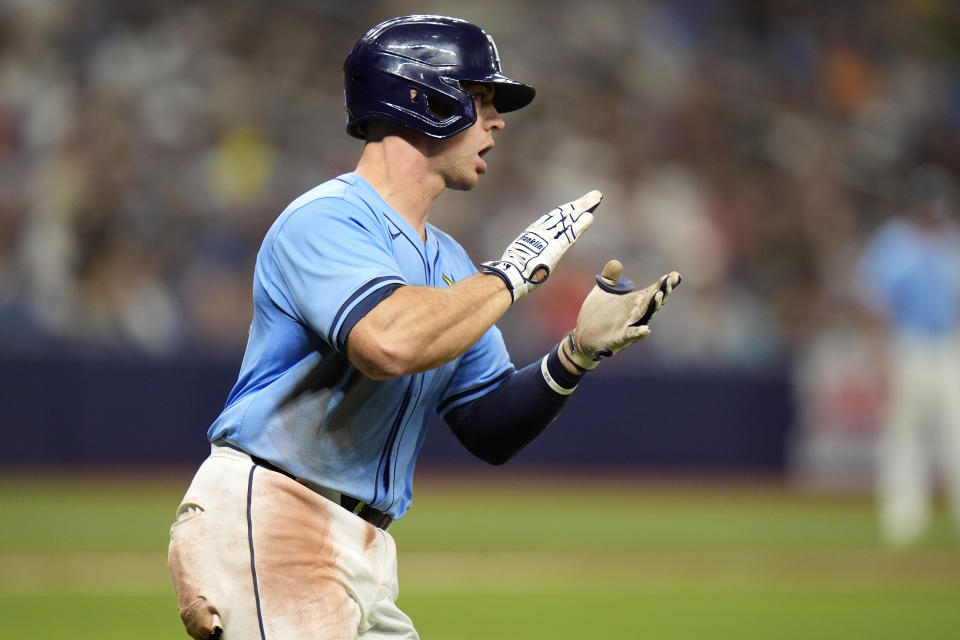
[935,336,960,537]
[877,338,934,546]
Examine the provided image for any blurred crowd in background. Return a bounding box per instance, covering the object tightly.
[1,0,958,367]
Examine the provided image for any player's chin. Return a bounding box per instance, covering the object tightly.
[446,172,480,191]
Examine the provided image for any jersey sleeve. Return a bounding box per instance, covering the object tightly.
[266,198,407,351]
[436,324,514,417]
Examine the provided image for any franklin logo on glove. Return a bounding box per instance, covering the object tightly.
[518,233,547,253]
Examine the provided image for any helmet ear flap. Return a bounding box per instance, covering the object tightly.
[346,73,477,139]
[406,87,457,125]
[407,87,456,121]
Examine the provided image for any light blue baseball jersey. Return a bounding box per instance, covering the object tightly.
[207,173,513,519]
[858,218,960,337]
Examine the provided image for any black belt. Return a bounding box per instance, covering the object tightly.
[250,454,393,530]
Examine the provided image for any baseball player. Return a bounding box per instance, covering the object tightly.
[167,15,681,640]
[857,163,960,546]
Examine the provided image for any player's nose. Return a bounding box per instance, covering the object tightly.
[481,103,505,131]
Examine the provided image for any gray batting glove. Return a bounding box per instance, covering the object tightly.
[563,259,682,371]
[481,190,602,302]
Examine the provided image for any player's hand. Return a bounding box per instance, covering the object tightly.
[481,190,602,302]
[563,259,682,371]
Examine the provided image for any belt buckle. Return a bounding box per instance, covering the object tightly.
[339,494,362,513]
[349,500,367,516]
[340,495,392,529]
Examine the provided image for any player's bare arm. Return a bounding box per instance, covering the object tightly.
[347,272,511,379]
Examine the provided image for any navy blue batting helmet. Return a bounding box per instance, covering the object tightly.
[343,15,535,139]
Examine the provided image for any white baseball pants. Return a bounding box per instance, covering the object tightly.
[878,335,960,546]
[168,444,418,640]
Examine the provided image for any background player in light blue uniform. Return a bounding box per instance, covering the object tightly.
[168,15,681,640]
[858,163,960,546]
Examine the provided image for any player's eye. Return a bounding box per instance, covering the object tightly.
[462,82,494,105]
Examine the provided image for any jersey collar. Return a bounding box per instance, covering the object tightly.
[344,172,441,266]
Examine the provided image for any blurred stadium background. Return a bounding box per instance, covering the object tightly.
[1,0,959,638]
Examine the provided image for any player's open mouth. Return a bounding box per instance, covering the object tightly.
[477,145,493,173]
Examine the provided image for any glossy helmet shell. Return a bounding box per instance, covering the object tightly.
[343,15,535,139]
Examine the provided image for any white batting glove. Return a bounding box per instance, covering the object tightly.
[481,190,602,302]
[563,259,682,371]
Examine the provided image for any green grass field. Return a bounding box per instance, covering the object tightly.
[1,470,958,639]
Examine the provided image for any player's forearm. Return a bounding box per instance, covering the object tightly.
[443,345,582,464]
[347,273,512,379]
